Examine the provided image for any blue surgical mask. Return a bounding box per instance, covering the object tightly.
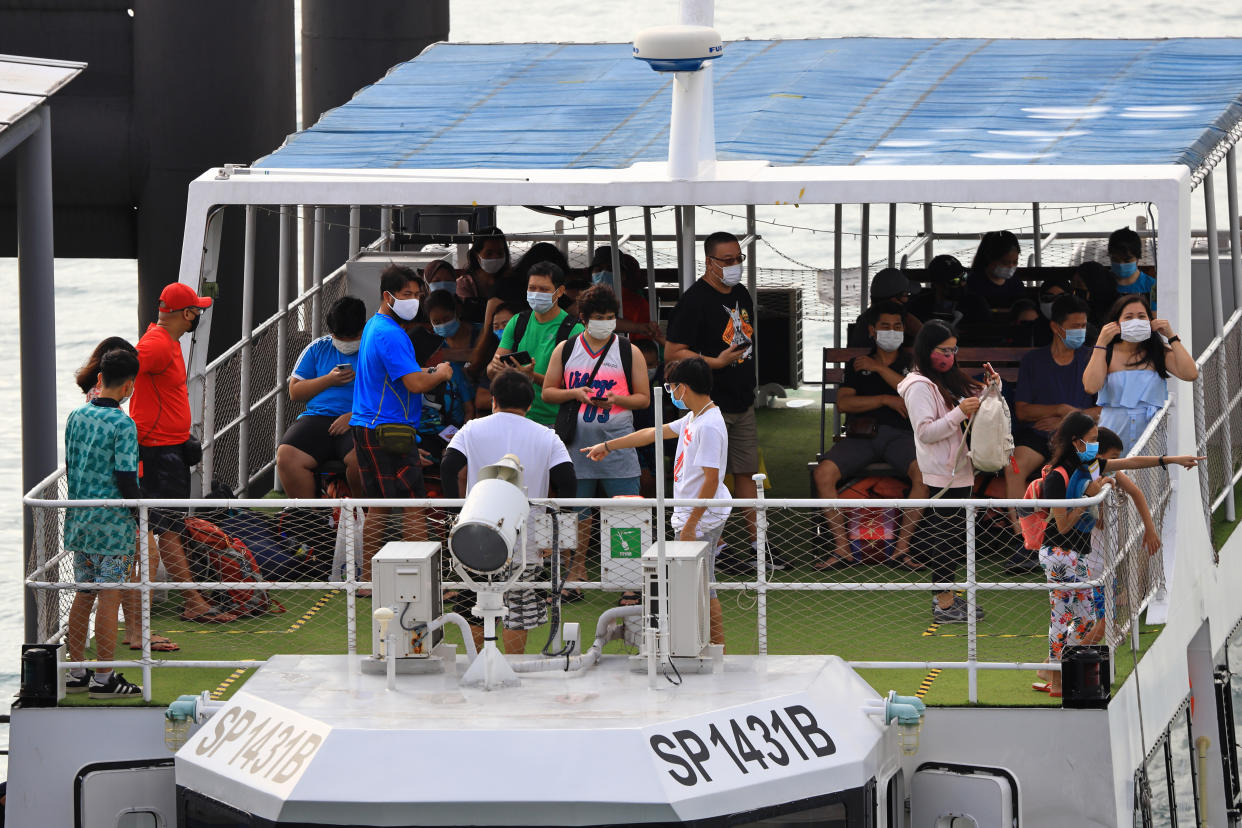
[433,318,460,338]
[1061,328,1086,349]
[492,327,504,340]
[1077,441,1099,462]
[670,385,689,410]
[592,270,613,286]
[1111,261,1138,279]
[429,280,457,295]
[527,290,557,313]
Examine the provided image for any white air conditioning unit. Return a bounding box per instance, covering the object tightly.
[372,542,442,658]
[641,541,710,658]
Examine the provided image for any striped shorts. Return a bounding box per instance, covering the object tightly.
[504,563,548,631]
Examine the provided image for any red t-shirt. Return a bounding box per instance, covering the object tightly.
[622,287,651,335]
[130,323,190,446]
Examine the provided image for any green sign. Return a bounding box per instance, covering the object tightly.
[610,527,642,558]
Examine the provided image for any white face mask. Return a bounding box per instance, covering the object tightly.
[386,292,420,321]
[478,256,505,274]
[1039,301,1054,319]
[332,337,360,355]
[993,265,1017,281]
[587,319,616,340]
[720,263,744,286]
[1120,318,1151,343]
[875,329,904,353]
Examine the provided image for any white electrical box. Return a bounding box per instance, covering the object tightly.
[601,502,652,590]
[910,766,1016,828]
[372,542,442,658]
[528,509,578,554]
[641,541,710,658]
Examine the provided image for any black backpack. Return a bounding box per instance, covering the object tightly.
[510,310,579,351]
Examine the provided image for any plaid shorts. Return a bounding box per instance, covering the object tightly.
[73,551,135,592]
[447,563,548,632]
[352,426,426,499]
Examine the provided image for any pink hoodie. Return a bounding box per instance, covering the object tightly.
[897,371,974,489]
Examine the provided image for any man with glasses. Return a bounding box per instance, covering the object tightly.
[908,255,991,331]
[846,268,923,347]
[131,283,234,622]
[666,231,780,571]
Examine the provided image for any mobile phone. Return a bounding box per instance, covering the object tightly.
[507,351,533,366]
[335,363,352,371]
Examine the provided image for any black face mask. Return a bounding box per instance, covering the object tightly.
[188,311,202,333]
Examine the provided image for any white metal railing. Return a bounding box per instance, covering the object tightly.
[25,461,1175,704]
[1194,309,1242,548]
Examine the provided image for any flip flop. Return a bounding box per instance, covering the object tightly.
[618,591,641,607]
[1048,690,1063,698]
[1031,681,1051,693]
[180,607,238,624]
[131,639,180,652]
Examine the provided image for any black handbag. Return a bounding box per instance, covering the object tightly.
[555,334,614,445]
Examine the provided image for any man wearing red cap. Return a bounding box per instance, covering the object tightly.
[130,282,234,622]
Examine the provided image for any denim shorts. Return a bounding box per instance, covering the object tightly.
[574,476,641,519]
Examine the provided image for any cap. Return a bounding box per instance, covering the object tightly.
[590,246,616,270]
[159,282,213,312]
[927,255,967,285]
[870,268,910,300]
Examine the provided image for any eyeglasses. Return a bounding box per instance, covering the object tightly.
[709,254,746,266]
[663,382,681,396]
[934,346,959,356]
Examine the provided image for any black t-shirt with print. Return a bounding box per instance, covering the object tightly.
[666,279,756,413]
[1040,458,1112,554]
[842,350,911,430]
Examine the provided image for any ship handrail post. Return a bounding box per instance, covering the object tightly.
[966,504,978,704]
[274,205,293,489]
[138,506,153,702]
[1205,171,1235,522]
[312,206,326,338]
[1228,149,1242,318]
[237,206,257,495]
[754,472,769,656]
[344,503,358,655]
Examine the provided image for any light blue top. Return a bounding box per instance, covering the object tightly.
[291,336,359,418]
[350,314,423,429]
[1116,272,1158,312]
[1096,368,1166,452]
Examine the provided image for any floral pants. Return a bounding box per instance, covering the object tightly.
[1039,544,1095,662]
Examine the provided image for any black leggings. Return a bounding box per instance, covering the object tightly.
[916,486,972,589]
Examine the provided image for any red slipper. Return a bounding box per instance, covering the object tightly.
[1031,681,1051,693]
[1049,690,1062,698]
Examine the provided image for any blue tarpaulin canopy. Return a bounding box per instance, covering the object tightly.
[256,38,1242,173]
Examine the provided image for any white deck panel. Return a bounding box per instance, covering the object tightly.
[0,90,43,125]
[176,653,895,825]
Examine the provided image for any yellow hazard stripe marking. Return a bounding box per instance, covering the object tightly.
[285,590,340,633]
[915,668,941,699]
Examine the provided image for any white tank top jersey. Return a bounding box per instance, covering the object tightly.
[563,334,639,479]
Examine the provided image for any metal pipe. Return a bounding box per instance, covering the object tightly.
[609,208,623,319]
[888,203,897,268]
[274,206,292,491]
[1228,148,1242,315]
[681,206,697,291]
[237,206,257,495]
[312,206,325,337]
[966,505,978,704]
[456,218,469,269]
[345,504,357,654]
[1205,173,1235,521]
[555,219,568,261]
[833,205,843,347]
[922,203,934,265]
[755,473,769,655]
[348,205,361,257]
[644,208,657,323]
[747,204,758,386]
[860,204,871,310]
[587,209,596,258]
[653,385,669,682]
[510,605,640,673]
[1032,203,1042,268]
[138,508,152,701]
[16,108,55,643]
[380,207,392,251]
[425,612,479,659]
[669,71,706,180]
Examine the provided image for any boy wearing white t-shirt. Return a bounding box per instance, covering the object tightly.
[583,357,732,645]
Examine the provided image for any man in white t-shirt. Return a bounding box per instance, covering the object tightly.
[441,369,576,654]
[582,357,731,645]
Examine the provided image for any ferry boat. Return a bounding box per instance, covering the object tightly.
[10,6,1242,826]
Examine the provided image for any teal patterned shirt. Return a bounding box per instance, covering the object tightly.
[64,400,139,555]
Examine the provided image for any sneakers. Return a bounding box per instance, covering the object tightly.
[932,596,987,623]
[88,671,143,699]
[1004,546,1042,574]
[753,542,788,572]
[65,669,94,694]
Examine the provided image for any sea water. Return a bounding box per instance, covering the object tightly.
[0,2,1240,807]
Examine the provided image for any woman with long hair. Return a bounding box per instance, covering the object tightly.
[458,227,513,322]
[1035,412,1201,695]
[897,320,996,623]
[76,336,138,399]
[966,230,1025,310]
[1082,294,1196,451]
